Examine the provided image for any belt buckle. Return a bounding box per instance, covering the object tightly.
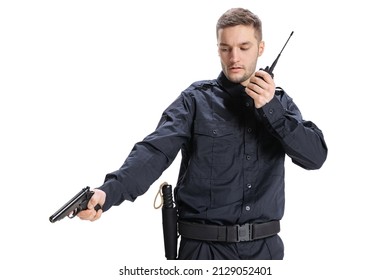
[236,223,252,242]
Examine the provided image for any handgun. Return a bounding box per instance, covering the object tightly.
[49,186,101,223]
[261,31,294,78]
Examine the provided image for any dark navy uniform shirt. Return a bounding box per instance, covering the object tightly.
[99,72,327,226]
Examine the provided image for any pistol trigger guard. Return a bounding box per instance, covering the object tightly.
[68,208,79,219]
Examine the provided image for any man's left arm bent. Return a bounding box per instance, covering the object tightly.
[257,90,328,170]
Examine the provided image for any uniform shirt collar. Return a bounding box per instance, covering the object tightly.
[216,71,247,97]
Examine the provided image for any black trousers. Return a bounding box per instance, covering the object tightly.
[177,234,284,260]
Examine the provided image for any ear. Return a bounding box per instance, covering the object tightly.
[258,41,265,57]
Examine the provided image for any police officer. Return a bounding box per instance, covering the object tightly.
[78,7,327,260]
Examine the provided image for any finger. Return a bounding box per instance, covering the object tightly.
[245,87,268,108]
[248,75,266,89]
[77,209,94,220]
[92,209,103,221]
[246,82,262,94]
[255,70,273,83]
[249,73,270,92]
[77,207,102,221]
[245,86,259,100]
[250,73,275,98]
[87,193,99,210]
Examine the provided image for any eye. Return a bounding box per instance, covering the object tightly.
[219,47,230,52]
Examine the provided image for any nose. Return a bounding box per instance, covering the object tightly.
[230,48,240,63]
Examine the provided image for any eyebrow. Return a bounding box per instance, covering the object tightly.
[218,41,253,47]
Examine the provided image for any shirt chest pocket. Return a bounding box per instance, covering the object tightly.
[193,120,240,167]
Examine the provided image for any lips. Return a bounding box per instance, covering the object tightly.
[229,66,243,73]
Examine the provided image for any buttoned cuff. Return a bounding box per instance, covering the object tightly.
[97,178,130,212]
[257,97,285,124]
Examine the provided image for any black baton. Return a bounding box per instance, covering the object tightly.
[161,183,178,260]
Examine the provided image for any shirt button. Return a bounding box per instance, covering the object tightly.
[212,129,217,135]
[247,184,252,189]
[245,206,251,211]
[269,108,274,114]
[247,128,252,133]
[246,155,251,160]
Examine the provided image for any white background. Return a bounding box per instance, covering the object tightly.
[1,0,389,279]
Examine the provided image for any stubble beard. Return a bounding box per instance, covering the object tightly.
[222,62,257,85]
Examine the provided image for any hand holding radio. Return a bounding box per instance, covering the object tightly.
[246,31,294,108]
[245,69,275,108]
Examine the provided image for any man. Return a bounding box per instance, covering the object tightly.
[78,8,327,260]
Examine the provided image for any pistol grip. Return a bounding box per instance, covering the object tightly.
[94,204,102,211]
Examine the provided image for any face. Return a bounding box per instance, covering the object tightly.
[217,25,264,86]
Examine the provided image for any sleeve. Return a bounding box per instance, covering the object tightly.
[256,88,328,170]
[98,92,195,211]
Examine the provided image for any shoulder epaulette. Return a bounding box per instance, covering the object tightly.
[192,80,216,90]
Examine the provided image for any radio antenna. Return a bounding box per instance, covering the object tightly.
[266,31,294,76]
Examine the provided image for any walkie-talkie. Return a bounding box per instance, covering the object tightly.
[261,31,294,78]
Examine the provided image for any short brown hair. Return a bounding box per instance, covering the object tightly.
[216,8,262,41]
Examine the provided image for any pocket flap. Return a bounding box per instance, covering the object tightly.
[194,120,236,137]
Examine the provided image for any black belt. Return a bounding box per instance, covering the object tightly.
[178,220,280,243]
